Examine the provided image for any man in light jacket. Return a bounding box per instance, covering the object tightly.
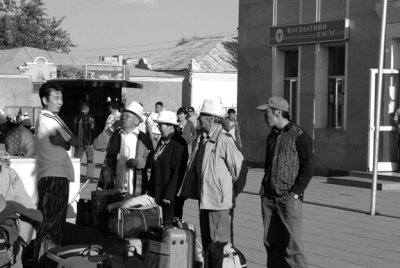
[179,99,243,251]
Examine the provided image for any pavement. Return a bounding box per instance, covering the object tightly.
[79,152,400,268]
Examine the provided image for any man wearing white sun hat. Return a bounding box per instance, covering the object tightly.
[101,100,153,195]
[147,110,188,222]
[179,99,243,251]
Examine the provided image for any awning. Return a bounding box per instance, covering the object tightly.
[48,79,143,89]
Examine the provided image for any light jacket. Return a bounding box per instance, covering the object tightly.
[179,124,243,210]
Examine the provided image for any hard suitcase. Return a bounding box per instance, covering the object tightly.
[146,226,195,268]
[108,205,162,238]
[41,244,107,268]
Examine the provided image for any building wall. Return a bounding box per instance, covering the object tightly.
[190,73,238,113]
[127,78,184,114]
[0,76,42,109]
[238,0,388,173]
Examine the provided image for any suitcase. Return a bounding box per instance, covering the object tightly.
[91,190,130,232]
[146,226,195,268]
[108,205,162,238]
[170,217,196,233]
[41,244,107,268]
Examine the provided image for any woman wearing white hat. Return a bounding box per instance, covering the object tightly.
[147,111,188,222]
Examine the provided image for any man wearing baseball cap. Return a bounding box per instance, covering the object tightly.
[257,96,313,268]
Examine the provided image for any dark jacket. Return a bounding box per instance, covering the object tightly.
[73,112,96,146]
[262,121,313,199]
[179,120,197,145]
[147,132,188,204]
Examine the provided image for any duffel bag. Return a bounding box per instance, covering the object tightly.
[108,204,162,238]
[91,190,130,232]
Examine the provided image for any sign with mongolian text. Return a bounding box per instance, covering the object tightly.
[269,19,349,46]
[85,64,125,80]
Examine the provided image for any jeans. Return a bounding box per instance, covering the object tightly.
[74,145,94,179]
[261,194,308,268]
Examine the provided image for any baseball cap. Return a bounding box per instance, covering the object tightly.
[257,97,289,112]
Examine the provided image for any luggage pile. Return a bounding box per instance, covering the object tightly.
[40,191,206,268]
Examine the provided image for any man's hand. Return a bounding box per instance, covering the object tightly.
[125,158,139,169]
[162,199,171,205]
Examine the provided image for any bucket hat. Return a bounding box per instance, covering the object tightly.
[125,101,145,123]
[154,111,178,126]
[199,99,225,118]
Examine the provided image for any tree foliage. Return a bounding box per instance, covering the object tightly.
[0,0,75,53]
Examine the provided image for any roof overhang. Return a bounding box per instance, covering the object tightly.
[48,79,143,88]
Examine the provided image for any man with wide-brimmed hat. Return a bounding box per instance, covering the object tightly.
[101,100,153,195]
[179,99,243,251]
[147,111,188,222]
[257,96,313,268]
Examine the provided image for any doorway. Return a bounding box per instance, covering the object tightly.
[368,68,399,171]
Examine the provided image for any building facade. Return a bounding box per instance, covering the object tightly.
[238,0,400,174]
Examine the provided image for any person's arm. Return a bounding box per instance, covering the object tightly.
[187,121,197,144]
[49,131,70,150]
[235,122,243,150]
[290,132,314,198]
[223,134,244,181]
[49,118,79,149]
[9,168,35,209]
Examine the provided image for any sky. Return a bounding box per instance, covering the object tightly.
[41,0,239,60]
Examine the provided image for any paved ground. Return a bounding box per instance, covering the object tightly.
[79,152,400,268]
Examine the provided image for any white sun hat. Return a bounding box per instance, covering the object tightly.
[199,99,225,118]
[125,101,145,123]
[154,111,178,126]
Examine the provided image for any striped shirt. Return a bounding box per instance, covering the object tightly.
[35,110,74,182]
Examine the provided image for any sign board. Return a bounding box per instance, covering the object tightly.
[269,19,349,46]
[85,64,125,80]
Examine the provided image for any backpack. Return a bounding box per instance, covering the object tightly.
[205,242,247,268]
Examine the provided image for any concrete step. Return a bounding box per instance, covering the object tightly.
[348,171,400,182]
[327,176,400,191]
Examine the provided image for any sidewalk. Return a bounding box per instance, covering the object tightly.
[80,162,400,268]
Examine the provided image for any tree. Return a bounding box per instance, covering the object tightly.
[0,0,75,53]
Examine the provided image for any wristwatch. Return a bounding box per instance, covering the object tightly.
[291,192,299,199]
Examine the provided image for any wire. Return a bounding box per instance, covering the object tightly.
[71,31,237,54]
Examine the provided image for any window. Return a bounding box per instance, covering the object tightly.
[327,46,345,128]
[284,50,298,122]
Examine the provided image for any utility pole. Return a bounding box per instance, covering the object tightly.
[371,0,388,216]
